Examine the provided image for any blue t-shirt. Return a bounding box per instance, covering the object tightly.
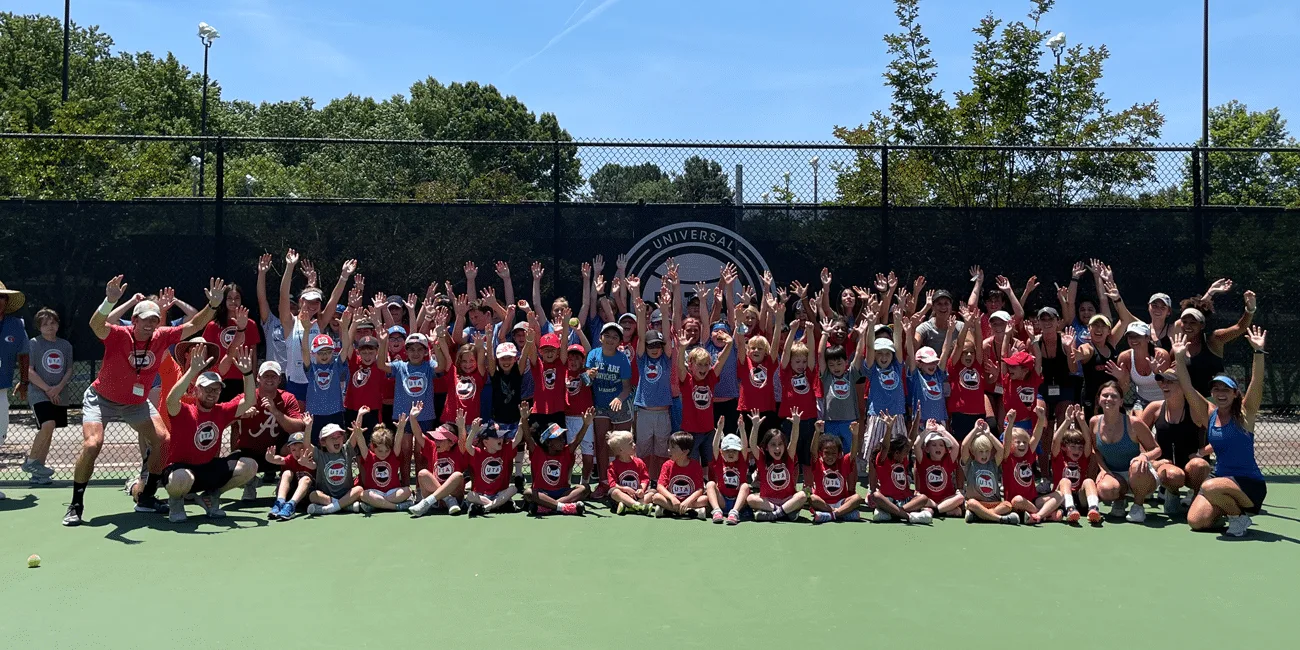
[634,352,673,408]
[390,359,438,423]
[585,348,631,408]
[306,357,347,416]
[705,339,739,399]
[0,316,27,389]
[908,367,949,423]
[866,359,906,416]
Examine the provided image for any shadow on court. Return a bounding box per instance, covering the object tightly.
[0,493,38,512]
[85,509,268,545]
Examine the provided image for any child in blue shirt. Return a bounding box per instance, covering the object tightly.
[300,331,347,443]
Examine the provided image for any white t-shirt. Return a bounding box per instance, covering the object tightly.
[287,318,320,385]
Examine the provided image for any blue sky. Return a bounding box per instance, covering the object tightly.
[12,0,1299,143]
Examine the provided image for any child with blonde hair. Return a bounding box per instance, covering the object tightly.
[356,414,413,513]
[1001,407,1049,524]
[960,419,1020,524]
[676,329,732,465]
[265,429,315,520]
[779,320,820,480]
[607,428,652,515]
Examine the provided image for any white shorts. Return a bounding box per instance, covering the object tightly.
[566,416,593,456]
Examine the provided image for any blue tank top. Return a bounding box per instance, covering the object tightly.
[705,339,739,399]
[1095,416,1139,472]
[1207,408,1264,481]
[867,360,906,416]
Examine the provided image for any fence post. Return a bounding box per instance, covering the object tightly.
[551,125,562,297]
[880,145,892,272]
[214,136,225,279]
[1191,145,1205,289]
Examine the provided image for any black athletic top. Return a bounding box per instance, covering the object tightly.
[1185,335,1224,397]
[1154,399,1202,468]
[1038,333,1071,395]
[1081,340,1116,409]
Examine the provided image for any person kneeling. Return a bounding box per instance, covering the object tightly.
[650,432,708,519]
[522,408,593,516]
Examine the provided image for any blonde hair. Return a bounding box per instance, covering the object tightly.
[607,430,634,453]
[1008,427,1031,444]
[788,341,810,360]
[747,335,771,355]
[742,305,759,320]
[456,343,476,361]
[687,347,711,368]
[370,425,394,448]
[972,437,993,455]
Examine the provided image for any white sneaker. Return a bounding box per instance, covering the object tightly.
[1163,488,1181,516]
[873,509,891,522]
[909,510,933,524]
[1225,515,1253,537]
[306,504,324,516]
[1108,500,1127,518]
[1126,503,1146,523]
[242,479,259,502]
[409,498,433,517]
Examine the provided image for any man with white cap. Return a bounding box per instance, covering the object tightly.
[63,275,228,526]
[229,359,306,499]
[0,279,29,500]
[162,343,258,522]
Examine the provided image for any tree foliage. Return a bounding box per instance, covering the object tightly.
[584,156,732,203]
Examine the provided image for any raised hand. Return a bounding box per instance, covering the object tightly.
[463,261,478,281]
[581,261,592,279]
[157,286,176,313]
[593,254,605,277]
[453,294,470,317]
[626,274,641,294]
[788,407,803,421]
[1023,275,1039,297]
[912,275,926,295]
[531,261,544,280]
[820,267,832,286]
[347,287,363,309]
[206,277,228,307]
[874,273,889,293]
[1071,261,1087,279]
[340,259,358,277]
[1243,289,1256,312]
[495,261,511,279]
[230,344,255,374]
[1246,325,1267,351]
[285,248,299,267]
[410,401,424,420]
[105,275,127,302]
[189,343,213,371]
[1207,278,1233,296]
[233,304,250,329]
[616,253,628,272]
[995,275,1012,292]
[969,265,983,284]
[258,253,273,274]
[405,293,418,311]
[1104,360,1125,380]
[479,287,499,307]
[1056,283,1069,305]
[1102,280,1120,302]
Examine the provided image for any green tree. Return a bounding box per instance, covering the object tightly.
[587,162,674,202]
[673,155,733,202]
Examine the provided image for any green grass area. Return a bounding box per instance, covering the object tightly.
[2,484,1298,649]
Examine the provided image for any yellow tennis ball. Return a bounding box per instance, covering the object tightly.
[27,554,41,568]
[568,317,579,328]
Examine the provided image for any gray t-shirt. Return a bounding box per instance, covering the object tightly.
[262,314,289,373]
[820,366,864,422]
[915,318,964,353]
[26,336,74,405]
[313,446,356,499]
[964,458,1002,502]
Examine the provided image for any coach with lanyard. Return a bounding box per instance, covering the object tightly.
[63,275,227,526]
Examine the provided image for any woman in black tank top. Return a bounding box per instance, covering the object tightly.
[1139,364,1210,516]
[1176,290,1255,396]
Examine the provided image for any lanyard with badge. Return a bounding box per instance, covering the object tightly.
[131,331,153,397]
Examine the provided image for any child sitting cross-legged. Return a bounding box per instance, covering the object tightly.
[650,431,709,519]
[607,429,653,516]
[521,408,594,516]
[461,402,528,517]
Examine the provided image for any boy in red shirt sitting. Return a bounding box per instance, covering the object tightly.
[462,403,529,517]
[651,432,708,518]
[521,408,593,516]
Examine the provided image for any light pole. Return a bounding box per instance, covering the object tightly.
[810,156,820,206]
[1201,0,1211,203]
[197,22,219,196]
[61,0,70,102]
[1047,32,1067,204]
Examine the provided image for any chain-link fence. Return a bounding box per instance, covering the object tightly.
[0,134,1297,482]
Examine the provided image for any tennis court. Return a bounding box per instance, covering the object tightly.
[2,483,1296,649]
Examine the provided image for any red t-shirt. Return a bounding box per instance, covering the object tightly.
[532,358,568,415]
[812,453,856,503]
[946,359,985,416]
[737,356,778,413]
[873,450,913,501]
[359,449,401,491]
[1052,452,1088,490]
[710,455,749,499]
[608,456,649,491]
[283,450,313,475]
[344,354,386,411]
[756,453,796,500]
[658,458,705,500]
[564,371,593,416]
[232,389,302,452]
[167,398,242,466]
[441,369,486,423]
[422,443,469,482]
[778,367,820,419]
[93,324,185,405]
[916,453,957,502]
[530,446,574,491]
[680,371,719,433]
[202,318,262,380]
[1002,450,1038,502]
[469,445,513,495]
[1002,370,1042,425]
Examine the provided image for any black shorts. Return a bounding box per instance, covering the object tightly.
[166,458,235,493]
[1222,475,1267,515]
[309,411,347,445]
[226,448,280,475]
[346,408,381,440]
[948,413,987,442]
[32,401,69,428]
[782,417,816,466]
[714,399,739,434]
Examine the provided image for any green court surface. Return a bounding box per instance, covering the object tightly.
[2,484,1297,649]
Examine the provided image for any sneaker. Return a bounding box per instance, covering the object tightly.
[592,483,610,500]
[843,510,862,522]
[872,508,891,522]
[20,458,35,474]
[571,502,588,516]
[306,504,324,516]
[753,510,776,522]
[1023,512,1040,525]
[281,503,297,521]
[1163,488,1181,516]
[167,496,187,523]
[22,459,55,477]
[999,514,1021,525]
[1108,500,1126,519]
[62,503,83,526]
[965,510,977,523]
[242,480,258,502]
[616,502,630,516]
[1065,507,1081,524]
[347,502,362,513]
[910,510,933,525]
[448,501,463,516]
[1126,503,1146,523]
[29,474,53,486]
[726,510,740,525]
[269,499,286,520]
[813,511,833,524]
[409,498,433,518]
[651,505,666,518]
[712,509,724,524]
[467,503,486,518]
[784,508,800,522]
[1225,514,1253,537]
[194,492,226,518]
[1087,507,1103,525]
[135,495,170,514]
[1036,478,1051,495]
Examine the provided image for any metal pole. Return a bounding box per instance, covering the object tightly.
[198,42,211,197]
[61,0,71,102]
[1191,146,1205,289]
[881,146,891,271]
[1201,0,1211,204]
[214,137,226,278]
[734,164,743,207]
[551,125,562,298]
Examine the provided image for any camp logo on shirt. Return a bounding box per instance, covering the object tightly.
[1063,461,1082,483]
[723,466,741,489]
[131,350,157,370]
[829,376,851,399]
[791,373,810,394]
[670,475,696,498]
[221,326,238,347]
[890,463,908,489]
[623,222,770,305]
[42,349,65,373]
[767,462,790,489]
[566,378,582,396]
[692,384,712,408]
[1018,386,1036,405]
[373,460,393,484]
[325,459,347,485]
[1014,459,1034,486]
[456,376,477,400]
[482,457,503,480]
[974,469,996,498]
[822,470,844,497]
[352,366,371,388]
[194,421,220,451]
[404,373,426,396]
[541,459,563,484]
[315,368,335,392]
[924,377,943,400]
[750,365,768,388]
[617,469,641,489]
[959,367,981,390]
[434,457,456,481]
[926,465,948,491]
[542,368,557,389]
[644,360,661,382]
[878,367,899,390]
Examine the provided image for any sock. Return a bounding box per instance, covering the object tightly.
[712,508,723,517]
[1062,492,1076,510]
[443,496,458,509]
[1086,494,1099,509]
[321,498,341,514]
[72,481,88,507]
[142,473,163,498]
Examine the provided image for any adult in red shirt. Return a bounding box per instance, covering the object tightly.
[202,284,261,401]
[229,360,306,493]
[162,344,258,523]
[64,275,226,527]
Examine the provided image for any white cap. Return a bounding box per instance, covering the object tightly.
[195,371,223,388]
[258,360,283,376]
[319,423,346,439]
[915,346,940,363]
[923,430,946,445]
[1126,321,1151,336]
[989,310,1012,323]
[404,333,429,349]
[300,288,323,301]
[495,342,518,358]
[1149,293,1172,307]
[132,300,161,320]
[1180,308,1205,323]
[873,338,896,352]
[720,434,744,451]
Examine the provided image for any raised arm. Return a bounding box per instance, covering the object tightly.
[256,253,274,325]
[168,345,210,417]
[278,249,298,328]
[319,259,357,332]
[713,415,727,461]
[1210,290,1256,354]
[92,276,129,340]
[1243,326,1267,429]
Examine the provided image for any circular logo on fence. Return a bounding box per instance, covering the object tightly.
[625,222,769,303]
[43,349,65,373]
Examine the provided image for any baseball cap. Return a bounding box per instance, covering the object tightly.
[512,321,530,333]
[720,434,744,451]
[922,430,947,445]
[873,323,892,334]
[430,425,456,442]
[1089,314,1113,328]
[650,308,663,323]
[601,322,623,336]
[1180,308,1205,323]
[1005,350,1035,367]
[387,325,407,337]
[915,346,940,364]
[618,312,637,324]
[644,329,665,346]
[478,421,502,439]
[258,360,283,376]
[310,334,334,353]
[989,310,1012,323]
[538,332,561,349]
[1149,293,1172,307]
[1154,368,1178,382]
[195,371,223,388]
[1126,321,1151,337]
[1037,306,1060,319]
[300,288,323,301]
[132,300,161,320]
[356,335,380,349]
[539,423,567,443]
[495,342,519,358]
[286,431,307,446]
[386,295,405,307]
[334,304,346,314]
[354,317,375,330]
[319,424,346,440]
[567,343,586,355]
[932,289,954,302]
[873,338,896,352]
[1210,374,1238,391]
[405,333,429,349]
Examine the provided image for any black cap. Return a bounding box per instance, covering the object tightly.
[644,329,665,346]
[933,289,954,302]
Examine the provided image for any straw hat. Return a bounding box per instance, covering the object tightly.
[0,281,25,314]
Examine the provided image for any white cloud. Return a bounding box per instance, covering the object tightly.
[509,0,621,74]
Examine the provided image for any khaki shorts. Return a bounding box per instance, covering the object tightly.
[82,385,157,426]
[635,408,671,457]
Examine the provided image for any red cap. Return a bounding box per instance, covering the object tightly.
[310,334,335,353]
[539,332,561,349]
[1005,351,1034,367]
[567,344,585,355]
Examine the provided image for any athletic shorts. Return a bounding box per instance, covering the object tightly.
[594,398,633,425]
[1107,463,1158,487]
[540,488,571,500]
[1040,383,1075,407]
[1214,475,1267,515]
[635,408,671,457]
[33,401,69,428]
[81,384,156,426]
[566,416,593,456]
[782,417,817,466]
[285,381,308,402]
[688,431,713,465]
[226,448,279,475]
[166,458,234,493]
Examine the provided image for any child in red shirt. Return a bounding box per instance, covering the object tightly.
[1044,404,1100,524]
[778,321,820,479]
[564,344,595,484]
[808,420,865,523]
[521,408,593,516]
[650,432,708,518]
[869,413,933,524]
[439,336,488,424]
[748,409,808,522]
[463,402,527,517]
[265,429,316,521]
[355,411,412,513]
[408,402,471,516]
[913,420,964,518]
[1002,408,1049,524]
[676,330,732,467]
[707,414,753,525]
[607,429,652,516]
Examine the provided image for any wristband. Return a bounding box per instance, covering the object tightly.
[237,326,248,332]
[1113,297,1123,303]
[242,370,255,376]
[1245,307,1256,314]
[1254,350,1267,355]
[98,298,116,316]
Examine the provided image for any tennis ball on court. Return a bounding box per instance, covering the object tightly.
[568,317,579,328]
[27,554,40,568]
